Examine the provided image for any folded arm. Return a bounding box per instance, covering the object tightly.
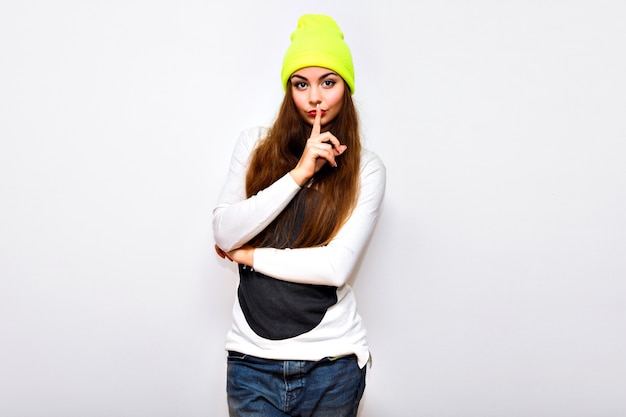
[212,128,302,252]
[252,153,386,287]
[213,128,386,288]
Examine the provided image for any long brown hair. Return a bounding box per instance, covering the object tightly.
[245,82,361,248]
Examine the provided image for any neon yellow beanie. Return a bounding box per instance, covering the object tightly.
[281,14,355,94]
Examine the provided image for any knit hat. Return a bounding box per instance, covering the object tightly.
[281,14,355,94]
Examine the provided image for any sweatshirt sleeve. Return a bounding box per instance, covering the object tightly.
[212,128,302,252]
[253,150,386,287]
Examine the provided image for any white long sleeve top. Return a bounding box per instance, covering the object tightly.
[213,127,386,368]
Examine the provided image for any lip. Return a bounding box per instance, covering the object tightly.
[307,109,327,117]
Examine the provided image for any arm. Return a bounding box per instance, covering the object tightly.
[212,128,302,252]
[247,151,386,287]
[214,113,349,253]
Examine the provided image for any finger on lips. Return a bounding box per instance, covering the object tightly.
[306,104,345,167]
[311,103,322,137]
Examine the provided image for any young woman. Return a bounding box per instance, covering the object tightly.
[213,14,386,417]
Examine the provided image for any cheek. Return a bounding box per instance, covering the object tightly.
[292,95,308,113]
[328,90,344,107]
[330,97,344,114]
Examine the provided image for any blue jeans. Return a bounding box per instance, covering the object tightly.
[226,351,366,417]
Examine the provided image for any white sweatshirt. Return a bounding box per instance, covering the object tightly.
[213,127,386,368]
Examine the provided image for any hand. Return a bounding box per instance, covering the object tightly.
[214,244,254,267]
[214,244,233,261]
[289,104,347,186]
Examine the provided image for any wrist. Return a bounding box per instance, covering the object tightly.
[289,169,309,187]
[246,247,255,267]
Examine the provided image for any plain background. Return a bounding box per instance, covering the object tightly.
[1,1,625,416]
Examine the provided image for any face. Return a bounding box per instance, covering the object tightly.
[289,66,345,127]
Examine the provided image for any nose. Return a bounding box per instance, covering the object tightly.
[308,85,321,105]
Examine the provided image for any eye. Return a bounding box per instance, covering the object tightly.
[322,79,336,88]
[291,81,308,90]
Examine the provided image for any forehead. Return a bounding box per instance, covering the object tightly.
[291,66,337,78]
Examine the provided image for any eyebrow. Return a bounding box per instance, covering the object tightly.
[290,72,338,82]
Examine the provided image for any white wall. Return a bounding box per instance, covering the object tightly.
[1,1,625,416]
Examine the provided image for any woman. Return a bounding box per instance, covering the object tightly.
[213,14,386,417]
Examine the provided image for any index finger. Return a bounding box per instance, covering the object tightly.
[310,103,321,137]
